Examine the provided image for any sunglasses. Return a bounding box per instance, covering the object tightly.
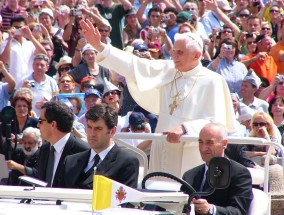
[84,83,96,89]
[252,122,267,127]
[104,90,118,97]
[261,27,271,30]
[60,80,71,83]
[184,8,196,11]
[270,9,280,13]
[59,67,71,72]
[239,14,249,18]
[247,41,256,45]
[34,5,42,8]
[38,118,47,124]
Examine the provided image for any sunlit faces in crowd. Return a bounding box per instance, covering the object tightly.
[269,6,281,20]
[178,22,195,34]
[269,96,284,119]
[245,34,257,53]
[256,35,273,53]
[80,76,96,93]
[247,15,261,34]
[260,22,272,36]
[183,2,199,14]
[148,7,162,27]
[58,74,76,93]
[218,38,239,61]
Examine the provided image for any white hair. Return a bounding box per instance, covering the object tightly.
[23,127,42,147]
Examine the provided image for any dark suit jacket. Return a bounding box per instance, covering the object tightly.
[7,149,39,186]
[181,159,253,215]
[58,144,139,189]
[225,144,255,168]
[25,134,89,187]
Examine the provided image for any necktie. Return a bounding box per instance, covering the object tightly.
[86,154,100,175]
[199,169,208,192]
[46,145,55,187]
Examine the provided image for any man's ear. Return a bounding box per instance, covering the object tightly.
[223,139,228,149]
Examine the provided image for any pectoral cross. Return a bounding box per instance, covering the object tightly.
[169,100,177,115]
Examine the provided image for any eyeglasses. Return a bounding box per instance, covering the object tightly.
[83,83,96,89]
[252,122,267,127]
[239,14,249,18]
[60,80,72,83]
[261,27,271,31]
[38,118,47,124]
[34,54,49,63]
[58,67,71,72]
[270,9,280,13]
[99,29,110,33]
[13,26,22,29]
[247,41,256,45]
[34,5,42,8]
[104,90,118,97]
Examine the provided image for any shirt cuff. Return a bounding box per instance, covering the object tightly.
[96,44,111,62]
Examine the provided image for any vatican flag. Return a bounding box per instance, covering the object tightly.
[92,175,144,211]
[92,175,189,211]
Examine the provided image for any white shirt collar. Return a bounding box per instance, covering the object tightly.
[89,142,115,162]
[53,133,71,153]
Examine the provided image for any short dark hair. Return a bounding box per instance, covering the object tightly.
[148,7,162,18]
[11,95,32,113]
[85,104,118,130]
[10,16,27,26]
[164,7,178,15]
[130,123,146,132]
[42,101,74,132]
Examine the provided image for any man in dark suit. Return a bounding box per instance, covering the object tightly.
[58,104,139,189]
[25,101,88,187]
[181,123,253,215]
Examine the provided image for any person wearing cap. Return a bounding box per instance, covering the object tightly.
[123,7,142,46]
[96,0,133,50]
[69,43,111,93]
[241,34,277,84]
[240,69,269,113]
[39,8,67,62]
[22,54,59,116]
[55,55,73,77]
[122,111,152,154]
[132,43,152,59]
[80,20,237,177]
[77,88,102,128]
[0,16,47,89]
[103,78,121,113]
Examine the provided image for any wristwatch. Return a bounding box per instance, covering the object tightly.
[207,204,214,215]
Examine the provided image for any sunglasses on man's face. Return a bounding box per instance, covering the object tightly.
[58,67,71,72]
[84,83,96,89]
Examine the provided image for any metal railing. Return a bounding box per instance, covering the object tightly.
[114,133,284,195]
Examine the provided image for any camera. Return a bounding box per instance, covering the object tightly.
[164,14,170,20]
[35,24,41,31]
[29,80,35,87]
[140,52,145,57]
[152,28,159,33]
[14,28,22,36]
[224,44,233,51]
[71,9,82,16]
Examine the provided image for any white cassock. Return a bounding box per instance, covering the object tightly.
[97,45,237,177]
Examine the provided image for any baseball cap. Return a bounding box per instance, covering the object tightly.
[176,11,191,24]
[129,112,146,126]
[133,44,149,52]
[84,89,102,99]
[125,7,137,16]
[216,0,232,11]
[243,69,261,88]
[82,44,97,54]
[39,8,54,19]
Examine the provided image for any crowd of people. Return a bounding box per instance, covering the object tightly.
[0,0,283,214]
